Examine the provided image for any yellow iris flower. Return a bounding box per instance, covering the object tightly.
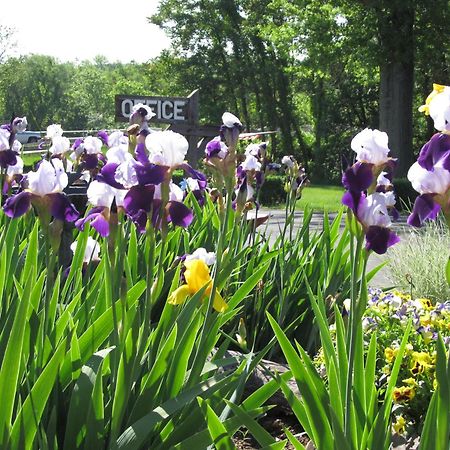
[168,259,228,312]
[418,83,446,115]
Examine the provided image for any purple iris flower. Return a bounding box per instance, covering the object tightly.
[220,112,242,148]
[206,137,228,159]
[348,192,399,254]
[180,163,208,190]
[342,162,374,193]
[407,194,441,227]
[3,159,79,222]
[76,206,110,237]
[97,130,109,146]
[123,183,193,232]
[417,133,450,171]
[76,180,126,236]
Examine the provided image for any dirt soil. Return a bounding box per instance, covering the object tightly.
[232,407,309,449]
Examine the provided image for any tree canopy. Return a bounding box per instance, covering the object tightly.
[0,1,448,180]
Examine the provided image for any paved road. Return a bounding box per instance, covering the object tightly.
[253,208,411,288]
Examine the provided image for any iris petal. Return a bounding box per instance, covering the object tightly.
[3,191,32,218]
[407,194,441,227]
[48,193,79,222]
[168,285,191,305]
[167,201,194,228]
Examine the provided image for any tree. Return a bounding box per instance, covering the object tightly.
[0,25,16,63]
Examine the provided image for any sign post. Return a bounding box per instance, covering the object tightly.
[115,90,217,167]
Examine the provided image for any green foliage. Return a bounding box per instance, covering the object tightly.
[393,178,418,210]
[258,175,285,205]
[352,289,450,438]
[387,219,450,301]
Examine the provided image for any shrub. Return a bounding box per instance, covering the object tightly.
[387,218,450,301]
[393,178,418,211]
[258,175,285,205]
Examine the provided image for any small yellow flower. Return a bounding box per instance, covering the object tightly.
[385,347,398,363]
[393,291,411,302]
[410,351,434,375]
[418,298,433,310]
[393,386,416,403]
[393,415,407,434]
[402,377,418,387]
[168,259,228,312]
[419,84,446,115]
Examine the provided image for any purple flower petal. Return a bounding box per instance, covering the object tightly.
[97,130,108,146]
[342,190,362,213]
[135,163,167,186]
[83,153,99,170]
[3,191,32,218]
[418,133,450,171]
[342,162,373,192]
[167,201,193,227]
[97,163,124,189]
[206,138,222,157]
[130,209,148,233]
[180,163,208,189]
[76,206,104,230]
[236,165,245,181]
[90,213,110,236]
[72,138,84,151]
[365,226,400,254]
[76,207,109,236]
[407,193,441,227]
[123,185,155,216]
[190,189,205,207]
[0,150,17,168]
[135,143,149,164]
[48,193,79,222]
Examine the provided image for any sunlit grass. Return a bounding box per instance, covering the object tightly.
[296,184,344,212]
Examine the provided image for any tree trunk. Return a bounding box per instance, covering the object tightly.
[377,4,415,177]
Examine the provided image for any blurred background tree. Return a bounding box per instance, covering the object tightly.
[0,0,448,181]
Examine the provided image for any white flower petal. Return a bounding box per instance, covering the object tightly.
[145,131,188,167]
[222,112,242,128]
[351,128,390,165]
[407,162,450,195]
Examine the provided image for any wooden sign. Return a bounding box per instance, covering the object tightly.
[115,92,196,124]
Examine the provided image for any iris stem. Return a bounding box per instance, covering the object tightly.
[188,175,234,385]
[344,217,364,438]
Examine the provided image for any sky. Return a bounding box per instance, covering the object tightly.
[0,0,171,63]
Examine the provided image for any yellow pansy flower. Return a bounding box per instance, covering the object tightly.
[419,84,446,115]
[410,351,434,375]
[393,415,407,434]
[402,377,418,387]
[418,298,433,310]
[393,386,415,403]
[168,259,228,312]
[385,347,398,363]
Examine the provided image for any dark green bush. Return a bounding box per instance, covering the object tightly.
[393,178,417,211]
[259,175,286,205]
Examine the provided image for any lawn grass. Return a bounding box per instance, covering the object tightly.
[296,184,344,212]
[21,151,43,169]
